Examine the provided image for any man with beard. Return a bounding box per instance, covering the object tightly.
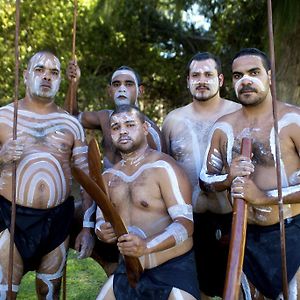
[162,52,240,298]
[65,63,165,170]
[0,51,94,299]
[200,48,300,299]
[95,104,200,299]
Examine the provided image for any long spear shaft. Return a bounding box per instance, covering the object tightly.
[69,0,78,115]
[267,0,288,298]
[8,0,20,298]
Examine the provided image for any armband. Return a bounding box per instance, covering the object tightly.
[83,202,96,228]
[168,204,193,221]
[146,222,188,249]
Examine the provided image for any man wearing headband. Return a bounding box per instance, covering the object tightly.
[65,63,165,170]
[162,52,241,299]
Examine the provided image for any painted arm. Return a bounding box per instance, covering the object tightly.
[199,123,254,192]
[117,159,193,257]
[71,127,95,258]
[145,117,167,153]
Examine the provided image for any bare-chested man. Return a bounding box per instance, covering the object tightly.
[0,51,95,299]
[162,52,240,298]
[200,48,300,299]
[95,104,200,299]
[65,63,165,169]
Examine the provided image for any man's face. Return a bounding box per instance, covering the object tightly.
[110,111,147,154]
[187,59,222,102]
[109,71,139,107]
[232,55,270,106]
[25,52,61,99]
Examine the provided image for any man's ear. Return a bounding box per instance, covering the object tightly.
[138,84,144,96]
[268,70,272,85]
[218,73,224,87]
[143,121,149,136]
[186,76,190,89]
[107,85,113,98]
[23,69,28,85]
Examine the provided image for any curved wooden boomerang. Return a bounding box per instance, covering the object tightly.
[72,138,143,287]
[223,137,252,300]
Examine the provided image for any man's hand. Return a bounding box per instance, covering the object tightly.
[231,177,265,205]
[75,228,95,259]
[66,60,81,82]
[0,138,25,165]
[228,155,254,182]
[117,234,147,257]
[95,222,117,243]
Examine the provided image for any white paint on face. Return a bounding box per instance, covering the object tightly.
[111,70,139,106]
[234,75,265,98]
[200,122,234,184]
[188,59,220,101]
[26,53,61,99]
[105,160,186,205]
[110,112,142,148]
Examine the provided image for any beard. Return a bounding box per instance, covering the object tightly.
[192,88,219,102]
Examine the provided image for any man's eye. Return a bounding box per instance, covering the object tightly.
[233,74,242,80]
[35,68,43,73]
[112,126,119,131]
[251,71,259,76]
[52,70,59,76]
[126,82,134,87]
[112,83,120,87]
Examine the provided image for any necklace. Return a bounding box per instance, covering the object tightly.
[121,145,149,167]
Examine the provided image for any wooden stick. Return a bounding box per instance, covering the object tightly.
[8,1,20,298]
[267,1,288,298]
[223,138,252,300]
[69,0,78,115]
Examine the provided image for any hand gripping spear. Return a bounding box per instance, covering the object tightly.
[267,0,288,298]
[223,138,252,300]
[7,1,20,299]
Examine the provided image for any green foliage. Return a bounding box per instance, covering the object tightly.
[0,0,298,116]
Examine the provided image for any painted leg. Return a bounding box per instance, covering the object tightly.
[0,229,23,300]
[36,238,69,300]
[168,287,197,300]
[96,275,115,300]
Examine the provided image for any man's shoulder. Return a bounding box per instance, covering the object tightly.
[163,104,191,124]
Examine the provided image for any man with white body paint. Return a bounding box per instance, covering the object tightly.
[95,104,200,299]
[200,48,300,299]
[65,63,165,170]
[0,51,95,299]
[162,52,240,298]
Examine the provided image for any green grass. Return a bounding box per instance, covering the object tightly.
[18,250,107,299]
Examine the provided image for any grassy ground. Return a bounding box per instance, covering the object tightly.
[18,250,107,299]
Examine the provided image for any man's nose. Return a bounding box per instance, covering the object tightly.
[120,126,128,134]
[240,76,253,85]
[42,70,52,81]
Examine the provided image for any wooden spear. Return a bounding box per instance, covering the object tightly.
[267,0,288,298]
[223,138,252,300]
[62,2,78,298]
[7,0,20,299]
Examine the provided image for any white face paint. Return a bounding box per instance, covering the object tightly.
[26,52,61,99]
[188,59,220,101]
[111,70,139,106]
[110,111,145,153]
[234,75,266,98]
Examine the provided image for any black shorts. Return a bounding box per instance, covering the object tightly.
[113,250,200,300]
[244,214,300,299]
[0,195,74,273]
[193,211,232,297]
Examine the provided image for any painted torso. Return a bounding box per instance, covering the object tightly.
[103,150,192,268]
[164,101,240,213]
[216,105,300,225]
[0,104,87,209]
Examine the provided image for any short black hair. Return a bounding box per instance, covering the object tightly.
[110,104,145,123]
[110,66,142,85]
[232,48,271,71]
[186,52,222,75]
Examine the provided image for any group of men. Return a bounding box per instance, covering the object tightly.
[0,46,299,300]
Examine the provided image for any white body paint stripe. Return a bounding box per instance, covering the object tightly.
[104,160,185,204]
